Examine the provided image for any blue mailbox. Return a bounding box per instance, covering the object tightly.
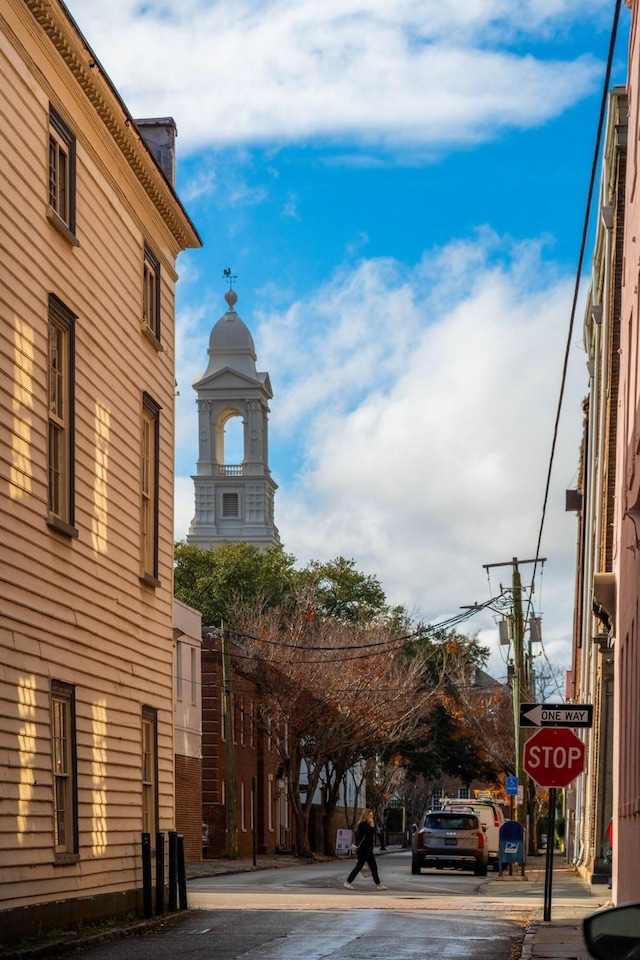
[498,820,526,876]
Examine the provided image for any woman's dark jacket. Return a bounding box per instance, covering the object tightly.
[355,821,377,856]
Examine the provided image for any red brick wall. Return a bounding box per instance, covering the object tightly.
[175,754,203,861]
[201,634,292,857]
[202,638,224,855]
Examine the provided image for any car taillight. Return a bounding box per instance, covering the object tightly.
[494,813,500,827]
[477,831,485,848]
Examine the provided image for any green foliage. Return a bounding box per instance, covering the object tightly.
[174,544,398,629]
[301,556,389,622]
[397,702,502,786]
[173,541,299,627]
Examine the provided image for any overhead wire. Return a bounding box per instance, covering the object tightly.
[203,596,503,655]
[523,0,623,660]
[530,0,622,583]
[198,597,504,667]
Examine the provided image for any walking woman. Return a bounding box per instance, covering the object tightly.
[344,809,387,890]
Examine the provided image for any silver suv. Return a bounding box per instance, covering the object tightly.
[440,800,505,870]
[411,810,489,876]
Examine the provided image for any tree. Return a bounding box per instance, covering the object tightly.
[174,542,486,856]
[398,702,503,784]
[234,599,443,857]
[437,635,515,777]
[301,556,389,623]
[532,656,568,703]
[174,541,299,627]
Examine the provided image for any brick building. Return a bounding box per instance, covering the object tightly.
[201,632,291,857]
[174,601,203,862]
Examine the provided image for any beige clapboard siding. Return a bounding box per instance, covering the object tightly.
[0,41,43,190]
[0,660,174,840]
[0,577,173,659]
[2,293,176,603]
[1,643,173,712]
[0,0,200,918]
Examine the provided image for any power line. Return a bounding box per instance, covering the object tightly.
[203,602,500,656]
[525,0,623,655]
[532,0,623,578]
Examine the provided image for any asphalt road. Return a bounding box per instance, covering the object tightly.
[72,851,528,960]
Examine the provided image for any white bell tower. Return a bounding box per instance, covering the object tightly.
[187,287,280,548]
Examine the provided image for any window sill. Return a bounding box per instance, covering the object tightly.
[54,852,80,865]
[141,324,164,352]
[47,515,79,539]
[140,572,161,588]
[47,207,80,247]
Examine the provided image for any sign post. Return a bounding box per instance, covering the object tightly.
[523,727,586,921]
[505,776,518,822]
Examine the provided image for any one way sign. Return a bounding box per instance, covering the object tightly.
[519,702,593,728]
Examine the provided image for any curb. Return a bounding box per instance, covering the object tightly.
[0,912,190,960]
[519,919,539,960]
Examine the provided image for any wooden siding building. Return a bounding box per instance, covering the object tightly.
[0,0,200,940]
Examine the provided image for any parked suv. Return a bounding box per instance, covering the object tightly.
[440,800,505,870]
[411,810,488,876]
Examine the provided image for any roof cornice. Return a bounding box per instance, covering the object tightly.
[25,0,201,251]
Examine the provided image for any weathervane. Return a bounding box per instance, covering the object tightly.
[223,267,237,290]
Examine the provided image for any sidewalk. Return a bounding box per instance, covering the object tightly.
[185,850,313,879]
[492,853,612,959]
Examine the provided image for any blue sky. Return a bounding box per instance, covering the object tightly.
[71,0,629,684]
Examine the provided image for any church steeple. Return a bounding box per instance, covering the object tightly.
[186,285,280,548]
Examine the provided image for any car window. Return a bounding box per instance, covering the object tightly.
[444,803,503,822]
[425,815,477,830]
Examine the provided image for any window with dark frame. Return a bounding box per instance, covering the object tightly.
[51,680,78,857]
[48,105,76,237]
[141,706,158,835]
[141,393,160,582]
[142,244,161,342]
[47,295,76,534]
[176,640,183,700]
[190,646,197,706]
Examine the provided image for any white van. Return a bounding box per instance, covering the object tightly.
[440,800,505,870]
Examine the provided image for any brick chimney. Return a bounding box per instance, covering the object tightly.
[135,117,177,186]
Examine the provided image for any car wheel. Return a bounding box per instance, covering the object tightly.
[411,858,421,875]
[474,863,488,877]
[435,863,444,870]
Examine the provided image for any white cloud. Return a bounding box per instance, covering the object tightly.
[174,232,586,673]
[71,0,607,151]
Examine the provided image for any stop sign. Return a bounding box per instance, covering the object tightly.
[523,727,585,788]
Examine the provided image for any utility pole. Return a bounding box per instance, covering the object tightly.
[220,623,238,858]
[483,557,545,845]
